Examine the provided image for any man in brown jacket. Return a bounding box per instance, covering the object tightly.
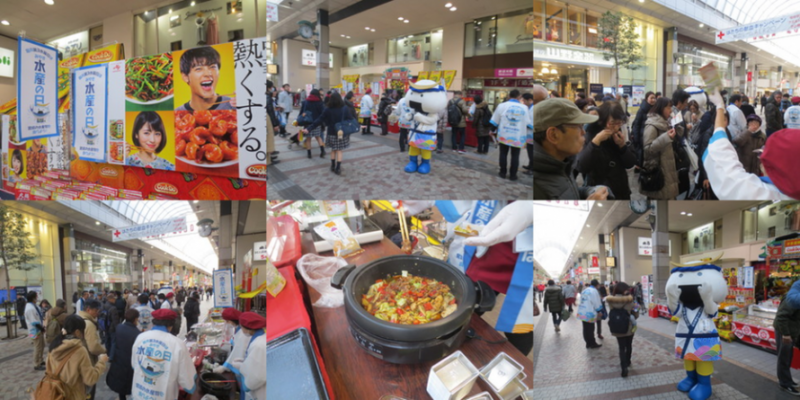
[448,91,471,153]
[78,300,106,400]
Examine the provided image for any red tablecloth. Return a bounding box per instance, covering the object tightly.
[267,215,302,269]
[266,266,335,399]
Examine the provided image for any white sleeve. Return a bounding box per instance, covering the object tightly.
[490,103,503,127]
[177,344,198,394]
[703,128,786,200]
[242,341,266,393]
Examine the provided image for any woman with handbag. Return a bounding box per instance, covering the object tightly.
[302,91,359,175]
[576,101,637,200]
[543,280,565,333]
[640,97,682,200]
[298,89,326,159]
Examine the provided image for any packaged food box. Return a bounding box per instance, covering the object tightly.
[426,350,480,400]
[478,352,524,393]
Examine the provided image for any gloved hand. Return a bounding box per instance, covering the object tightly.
[400,200,435,216]
[212,365,228,374]
[708,89,725,110]
[464,201,533,248]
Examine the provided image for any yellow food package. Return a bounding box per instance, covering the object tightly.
[266,258,286,297]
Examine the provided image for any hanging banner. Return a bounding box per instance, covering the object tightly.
[428,71,442,84]
[266,2,279,22]
[84,43,124,66]
[17,38,59,141]
[254,241,267,261]
[742,266,754,289]
[417,71,430,80]
[107,61,126,165]
[72,64,108,163]
[111,216,188,242]
[234,37,267,181]
[715,12,800,44]
[442,70,457,90]
[213,268,235,308]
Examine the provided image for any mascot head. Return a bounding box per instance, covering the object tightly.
[666,263,727,310]
[685,86,707,112]
[405,80,447,115]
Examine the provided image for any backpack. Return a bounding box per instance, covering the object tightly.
[33,346,81,400]
[608,307,631,335]
[45,315,61,344]
[447,100,462,127]
[382,101,394,119]
[480,107,493,128]
[98,307,110,333]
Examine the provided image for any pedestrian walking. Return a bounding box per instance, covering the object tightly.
[607,282,639,377]
[562,280,577,312]
[184,292,201,333]
[360,88,375,135]
[298,89,326,159]
[491,90,529,180]
[107,309,141,400]
[577,279,604,349]
[16,293,28,329]
[765,90,784,137]
[536,282,546,302]
[301,91,357,175]
[543,280,565,333]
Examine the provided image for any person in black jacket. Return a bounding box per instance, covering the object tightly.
[184,292,201,333]
[630,91,656,166]
[576,101,637,200]
[15,294,27,329]
[301,91,357,175]
[107,308,141,400]
[377,91,395,136]
[299,89,326,159]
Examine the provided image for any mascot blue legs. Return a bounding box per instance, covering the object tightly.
[405,147,432,174]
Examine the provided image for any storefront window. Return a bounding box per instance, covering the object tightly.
[1,213,60,305]
[544,1,565,43]
[344,43,371,67]
[387,31,440,63]
[567,7,584,46]
[465,8,534,57]
[586,13,599,49]
[754,201,800,241]
[533,0,544,40]
[675,41,733,89]
[134,0,267,57]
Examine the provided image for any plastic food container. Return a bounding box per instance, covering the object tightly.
[464,392,493,400]
[495,378,528,400]
[479,352,525,393]
[426,350,480,400]
[521,390,534,400]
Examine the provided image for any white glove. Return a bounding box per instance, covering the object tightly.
[708,89,725,110]
[414,112,436,125]
[212,365,228,374]
[464,201,533,248]
[401,200,435,216]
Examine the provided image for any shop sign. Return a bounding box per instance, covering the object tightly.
[588,267,599,274]
[495,68,516,78]
[266,2,279,22]
[234,37,268,181]
[483,79,522,88]
[631,85,645,107]
[254,241,267,261]
[516,68,533,77]
[48,31,89,58]
[213,268,235,308]
[639,237,652,256]
[716,12,800,44]
[0,47,14,78]
[112,216,188,242]
[577,266,583,274]
[442,70,457,89]
[267,64,278,74]
[72,64,108,163]
[589,83,603,94]
[17,38,59,141]
[785,238,800,254]
[742,266,754,289]
[533,42,614,67]
[591,256,598,268]
[302,49,316,66]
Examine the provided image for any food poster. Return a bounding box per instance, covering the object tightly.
[72,64,108,163]
[125,52,174,111]
[107,61,126,165]
[172,43,240,177]
[443,70,457,89]
[428,71,442,84]
[233,37,267,181]
[124,110,176,171]
[84,43,123,67]
[417,71,430,80]
[17,38,60,141]
[25,138,48,178]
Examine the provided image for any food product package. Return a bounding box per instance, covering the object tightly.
[266,258,287,297]
[313,217,365,258]
[296,253,349,308]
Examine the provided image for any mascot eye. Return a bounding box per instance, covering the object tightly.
[698,272,703,276]
[679,273,683,278]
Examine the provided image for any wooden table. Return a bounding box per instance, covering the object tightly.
[301,233,533,399]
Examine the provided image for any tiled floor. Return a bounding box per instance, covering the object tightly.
[534,295,800,399]
[267,109,533,200]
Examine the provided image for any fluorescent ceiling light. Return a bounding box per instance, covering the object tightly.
[534,202,592,277]
[699,23,704,28]
[588,28,597,34]
[0,20,8,26]
[398,17,404,20]
[445,2,452,7]
[44,0,54,5]
[450,7,457,11]
[191,1,196,5]
[365,27,370,30]
[404,20,409,23]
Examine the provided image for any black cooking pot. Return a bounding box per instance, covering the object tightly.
[331,255,495,363]
[199,372,232,397]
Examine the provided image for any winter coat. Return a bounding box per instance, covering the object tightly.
[641,113,681,199]
[114,297,125,315]
[562,284,577,299]
[472,102,493,137]
[533,141,593,200]
[766,96,784,132]
[630,102,653,162]
[448,98,470,128]
[45,306,68,344]
[543,286,565,314]
[102,301,121,334]
[359,94,375,117]
[277,90,294,111]
[45,339,106,400]
[377,96,395,122]
[606,294,639,337]
[576,122,637,200]
[184,297,201,320]
[77,310,105,364]
[306,105,358,139]
[299,97,325,123]
[740,103,756,119]
[176,290,186,304]
[345,100,358,119]
[106,321,141,395]
[733,129,766,175]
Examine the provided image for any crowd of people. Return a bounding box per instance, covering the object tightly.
[11,285,264,400]
[266,80,535,180]
[532,83,800,200]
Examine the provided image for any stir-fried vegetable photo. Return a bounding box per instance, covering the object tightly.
[361,274,457,325]
[126,53,174,103]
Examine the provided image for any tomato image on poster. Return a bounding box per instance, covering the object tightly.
[124,111,176,171]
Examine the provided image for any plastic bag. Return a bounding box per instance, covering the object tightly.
[266,258,286,297]
[296,254,349,308]
[313,218,364,258]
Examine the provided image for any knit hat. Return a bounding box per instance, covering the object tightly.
[239,312,266,330]
[222,308,242,322]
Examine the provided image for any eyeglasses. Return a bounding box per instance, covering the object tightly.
[557,124,585,133]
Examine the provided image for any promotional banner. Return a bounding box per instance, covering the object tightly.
[107,61,126,165]
[234,37,267,181]
[17,38,59,141]
[213,268,235,308]
[716,12,800,44]
[428,71,442,84]
[442,70,456,90]
[112,216,188,242]
[632,85,645,107]
[417,71,430,80]
[254,241,267,261]
[72,64,108,163]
